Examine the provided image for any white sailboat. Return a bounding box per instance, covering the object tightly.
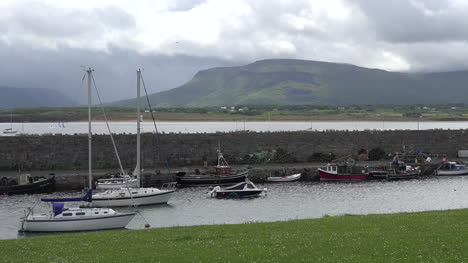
[3,112,18,134]
[19,68,136,232]
[90,69,175,207]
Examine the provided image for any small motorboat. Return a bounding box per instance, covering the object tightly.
[1,174,55,195]
[266,173,301,182]
[208,180,267,198]
[437,162,468,176]
[96,175,139,189]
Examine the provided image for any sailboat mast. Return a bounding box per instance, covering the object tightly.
[87,68,93,189]
[136,69,141,187]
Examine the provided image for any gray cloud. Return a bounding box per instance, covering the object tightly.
[354,0,468,43]
[0,42,236,104]
[2,0,468,103]
[9,2,135,39]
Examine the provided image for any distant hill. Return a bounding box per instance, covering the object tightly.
[111,59,468,107]
[0,86,78,108]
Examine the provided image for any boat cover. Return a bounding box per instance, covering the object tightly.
[52,202,65,216]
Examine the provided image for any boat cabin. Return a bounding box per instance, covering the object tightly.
[17,174,33,185]
[439,161,466,171]
[214,165,232,176]
[324,163,366,175]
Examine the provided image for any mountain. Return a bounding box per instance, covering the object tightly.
[111,59,468,107]
[0,86,78,108]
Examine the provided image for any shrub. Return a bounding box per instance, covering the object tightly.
[368,147,386,161]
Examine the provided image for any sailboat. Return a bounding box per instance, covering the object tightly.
[3,112,18,134]
[90,69,175,207]
[19,68,136,232]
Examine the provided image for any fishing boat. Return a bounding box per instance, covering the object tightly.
[18,68,135,232]
[176,150,248,186]
[437,162,468,176]
[1,174,55,195]
[368,165,420,180]
[318,163,369,181]
[90,69,175,207]
[208,180,267,198]
[266,173,301,182]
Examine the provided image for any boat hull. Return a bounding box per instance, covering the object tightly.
[213,189,264,198]
[176,171,248,186]
[369,171,420,180]
[437,169,468,176]
[91,190,175,207]
[0,177,55,195]
[266,173,301,182]
[20,213,136,232]
[318,169,368,181]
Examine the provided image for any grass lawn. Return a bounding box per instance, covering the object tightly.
[0,209,466,262]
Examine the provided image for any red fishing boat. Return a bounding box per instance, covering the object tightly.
[318,163,369,181]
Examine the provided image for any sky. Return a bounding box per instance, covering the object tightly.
[1,0,468,103]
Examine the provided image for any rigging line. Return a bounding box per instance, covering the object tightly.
[91,74,134,203]
[90,74,126,177]
[140,73,160,140]
[140,73,167,174]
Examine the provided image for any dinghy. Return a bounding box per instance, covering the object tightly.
[266,173,301,182]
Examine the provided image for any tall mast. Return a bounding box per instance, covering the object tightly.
[136,69,141,187]
[87,68,93,189]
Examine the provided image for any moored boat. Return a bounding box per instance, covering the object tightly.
[208,180,267,198]
[19,190,136,232]
[1,174,55,195]
[176,150,248,186]
[19,68,136,232]
[90,70,175,206]
[91,184,176,207]
[266,173,301,182]
[437,162,468,176]
[318,163,368,181]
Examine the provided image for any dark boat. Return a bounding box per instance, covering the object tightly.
[176,150,248,186]
[1,174,55,195]
[176,171,248,186]
[208,180,267,198]
[368,162,421,180]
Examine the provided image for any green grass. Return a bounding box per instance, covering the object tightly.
[0,209,466,262]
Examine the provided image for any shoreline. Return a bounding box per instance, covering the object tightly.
[2,119,468,123]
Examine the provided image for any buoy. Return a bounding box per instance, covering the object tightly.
[144,223,150,228]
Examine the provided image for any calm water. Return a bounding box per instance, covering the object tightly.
[1,121,468,135]
[1,176,467,240]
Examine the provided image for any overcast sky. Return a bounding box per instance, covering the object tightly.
[1,0,468,103]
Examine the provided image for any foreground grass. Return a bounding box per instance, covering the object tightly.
[1,209,466,263]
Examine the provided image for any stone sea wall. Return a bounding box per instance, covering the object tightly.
[0,129,467,171]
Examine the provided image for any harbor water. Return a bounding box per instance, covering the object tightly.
[2,121,468,135]
[1,176,467,240]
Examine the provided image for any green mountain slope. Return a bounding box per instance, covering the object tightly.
[112,59,468,107]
